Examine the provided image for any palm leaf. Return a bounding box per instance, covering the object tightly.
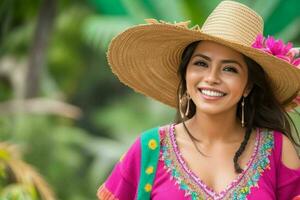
[82,16,136,50]
[0,142,56,200]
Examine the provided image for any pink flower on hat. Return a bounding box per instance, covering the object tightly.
[252,34,300,68]
[284,92,300,111]
[288,94,300,110]
[294,96,300,105]
[252,34,300,109]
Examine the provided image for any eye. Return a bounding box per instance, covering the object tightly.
[223,66,238,73]
[194,60,208,67]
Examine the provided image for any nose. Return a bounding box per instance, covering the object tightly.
[204,66,221,85]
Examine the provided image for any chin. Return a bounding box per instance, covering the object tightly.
[196,107,226,115]
[195,104,237,116]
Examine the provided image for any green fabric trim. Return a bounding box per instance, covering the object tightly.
[137,127,160,200]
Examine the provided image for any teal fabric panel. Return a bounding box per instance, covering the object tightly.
[137,127,160,200]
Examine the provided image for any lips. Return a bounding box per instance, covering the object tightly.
[198,88,227,97]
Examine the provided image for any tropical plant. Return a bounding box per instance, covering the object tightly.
[0,142,55,200]
[0,0,299,200]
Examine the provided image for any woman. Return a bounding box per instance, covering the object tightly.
[98,1,300,199]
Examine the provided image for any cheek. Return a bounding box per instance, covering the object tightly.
[226,76,248,95]
[186,68,201,91]
[186,67,201,83]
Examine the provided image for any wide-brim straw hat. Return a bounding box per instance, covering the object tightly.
[107,0,300,108]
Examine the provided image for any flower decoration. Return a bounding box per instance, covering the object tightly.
[252,34,300,68]
[144,183,152,192]
[148,139,158,150]
[291,92,300,110]
[282,90,300,111]
[146,166,154,174]
[252,34,300,110]
[294,96,300,106]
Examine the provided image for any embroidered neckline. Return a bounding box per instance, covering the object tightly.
[170,124,260,198]
[160,124,274,200]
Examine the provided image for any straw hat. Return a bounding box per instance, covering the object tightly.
[107,0,300,108]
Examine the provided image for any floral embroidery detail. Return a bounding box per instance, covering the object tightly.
[252,34,300,68]
[230,131,273,200]
[160,124,274,200]
[146,166,154,174]
[161,125,212,199]
[148,139,158,150]
[144,183,152,192]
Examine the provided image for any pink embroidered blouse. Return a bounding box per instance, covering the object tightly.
[97,124,300,200]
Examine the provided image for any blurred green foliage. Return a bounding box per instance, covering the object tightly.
[0,0,299,199]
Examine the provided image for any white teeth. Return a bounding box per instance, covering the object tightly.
[200,89,225,97]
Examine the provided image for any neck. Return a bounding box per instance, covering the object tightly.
[186,108,243,143]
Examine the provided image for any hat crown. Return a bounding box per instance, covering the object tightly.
[201,0,263,46]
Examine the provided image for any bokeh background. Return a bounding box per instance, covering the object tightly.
[0,0,299,199]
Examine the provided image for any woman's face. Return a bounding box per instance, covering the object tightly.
[186,41,249,116]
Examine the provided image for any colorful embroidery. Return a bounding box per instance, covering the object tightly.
[148,139,158,150]
[160,124,274,200]
[138,127,160,200]
[144,183,152,192]
[146,166,154,174]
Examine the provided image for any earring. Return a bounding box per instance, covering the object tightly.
[241,97,245,127]
[179,92,191,118]
[185,93,191,117]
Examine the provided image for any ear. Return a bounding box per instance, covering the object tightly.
[243,84,253,97]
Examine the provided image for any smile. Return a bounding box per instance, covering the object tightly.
[199,89,226,97]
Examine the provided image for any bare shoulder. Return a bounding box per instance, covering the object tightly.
[281,134,300,169]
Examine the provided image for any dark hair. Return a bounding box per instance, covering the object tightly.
[175,41,300,173]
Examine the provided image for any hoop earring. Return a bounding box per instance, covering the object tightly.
[185,94,190,117]
[179,92,191,118]
[241,97,245,127]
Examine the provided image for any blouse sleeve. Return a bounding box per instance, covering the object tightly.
[274,131,300,200]
[97,137,141,200]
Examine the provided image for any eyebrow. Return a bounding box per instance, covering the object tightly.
[192,53,243,67]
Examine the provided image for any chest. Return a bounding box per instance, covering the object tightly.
[174,126,261,192]
[155,125,275,199]
[178,140,254,193]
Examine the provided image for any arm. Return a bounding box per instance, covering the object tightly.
[277,134,300,200]
[97,137,142,200]
[281,134,300,170]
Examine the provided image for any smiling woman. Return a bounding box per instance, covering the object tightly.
[185,41,249,117]
[97,1,300,200]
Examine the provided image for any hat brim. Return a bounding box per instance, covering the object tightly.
[107,23,300,108]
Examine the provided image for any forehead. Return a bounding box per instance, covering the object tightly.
[193,41,245,61]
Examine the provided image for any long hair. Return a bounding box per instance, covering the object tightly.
[175,41,300,173]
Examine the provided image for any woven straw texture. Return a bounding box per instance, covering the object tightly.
[107,0,300,108]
